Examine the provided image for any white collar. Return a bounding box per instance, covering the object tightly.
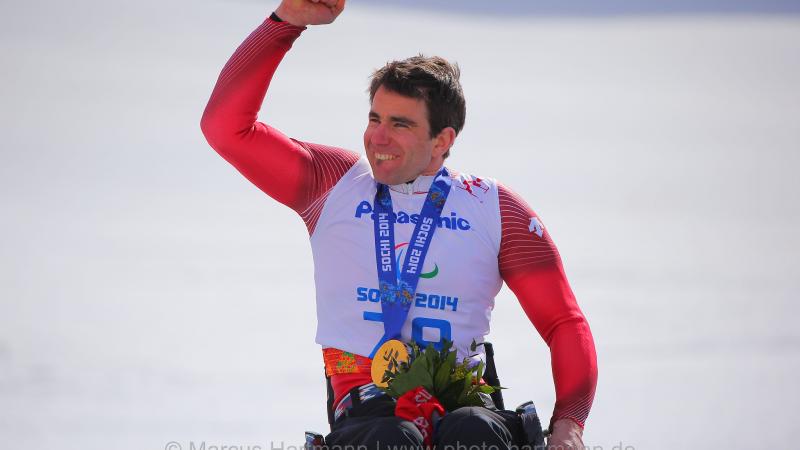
[388,174,437,195]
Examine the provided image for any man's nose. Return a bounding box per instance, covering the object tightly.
[371,123,390,145]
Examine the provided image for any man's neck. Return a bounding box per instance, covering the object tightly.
[404,167,442,185]
[421,164,444,177]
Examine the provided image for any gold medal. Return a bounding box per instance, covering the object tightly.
[370,339,409,388]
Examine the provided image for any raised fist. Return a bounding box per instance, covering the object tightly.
[274,0,346,27]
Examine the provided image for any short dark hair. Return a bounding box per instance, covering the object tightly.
[369,55,466,158]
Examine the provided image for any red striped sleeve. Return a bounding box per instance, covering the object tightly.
[200,17,358,234]
[498,185,561,274]
[498,183,597,428]
[297,142,360,234]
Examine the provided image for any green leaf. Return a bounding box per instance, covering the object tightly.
[434,353,455,392]
[463,391,484,406]
[478,385,495,394]
[438,380,465,411]
[460,369,473,401]
[388,350,434,396]
[383,383,400,397]
[439,339,453,361]
[424,344,439,377]
[475,361,485,386]
[387,372,418,397]
[444,351,457,377]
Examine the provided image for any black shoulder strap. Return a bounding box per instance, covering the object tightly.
[325,374,335,429]
[482,342,505,410]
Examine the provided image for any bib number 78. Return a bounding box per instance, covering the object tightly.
[363,312,452,351]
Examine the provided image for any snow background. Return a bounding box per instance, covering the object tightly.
[1,0,798,449]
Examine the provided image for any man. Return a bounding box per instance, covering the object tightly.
[200,0,597,448]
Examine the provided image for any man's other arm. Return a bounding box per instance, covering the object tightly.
[497,183,598,448]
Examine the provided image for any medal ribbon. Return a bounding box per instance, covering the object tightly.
[370,167,452,358]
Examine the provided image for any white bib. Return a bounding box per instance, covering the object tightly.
[312,157,503,361]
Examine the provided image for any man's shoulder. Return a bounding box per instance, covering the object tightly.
[447,167,500,203]
[298,140,361,168]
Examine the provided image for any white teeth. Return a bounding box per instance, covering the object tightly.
[375,154,398,161]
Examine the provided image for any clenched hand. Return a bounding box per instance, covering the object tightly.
[274,0,346,27]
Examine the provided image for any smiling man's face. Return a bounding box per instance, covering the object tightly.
[364,86,451,185]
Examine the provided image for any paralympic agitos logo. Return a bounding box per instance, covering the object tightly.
[395,242,438,279]
[354,201,472,231]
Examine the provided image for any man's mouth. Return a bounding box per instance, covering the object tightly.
[375,153,398,161]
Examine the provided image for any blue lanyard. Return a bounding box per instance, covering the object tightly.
[369,167,452,357]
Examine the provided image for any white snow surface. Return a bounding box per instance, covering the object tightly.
[1,1,799,449]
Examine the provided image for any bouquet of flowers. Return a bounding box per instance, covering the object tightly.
[379,339,502,412]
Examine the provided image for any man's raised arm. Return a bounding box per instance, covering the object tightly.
[200,0,353,214]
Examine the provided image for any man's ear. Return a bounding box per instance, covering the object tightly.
[433,127,456,158]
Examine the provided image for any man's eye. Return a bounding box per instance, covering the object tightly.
[394,122,409,128]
